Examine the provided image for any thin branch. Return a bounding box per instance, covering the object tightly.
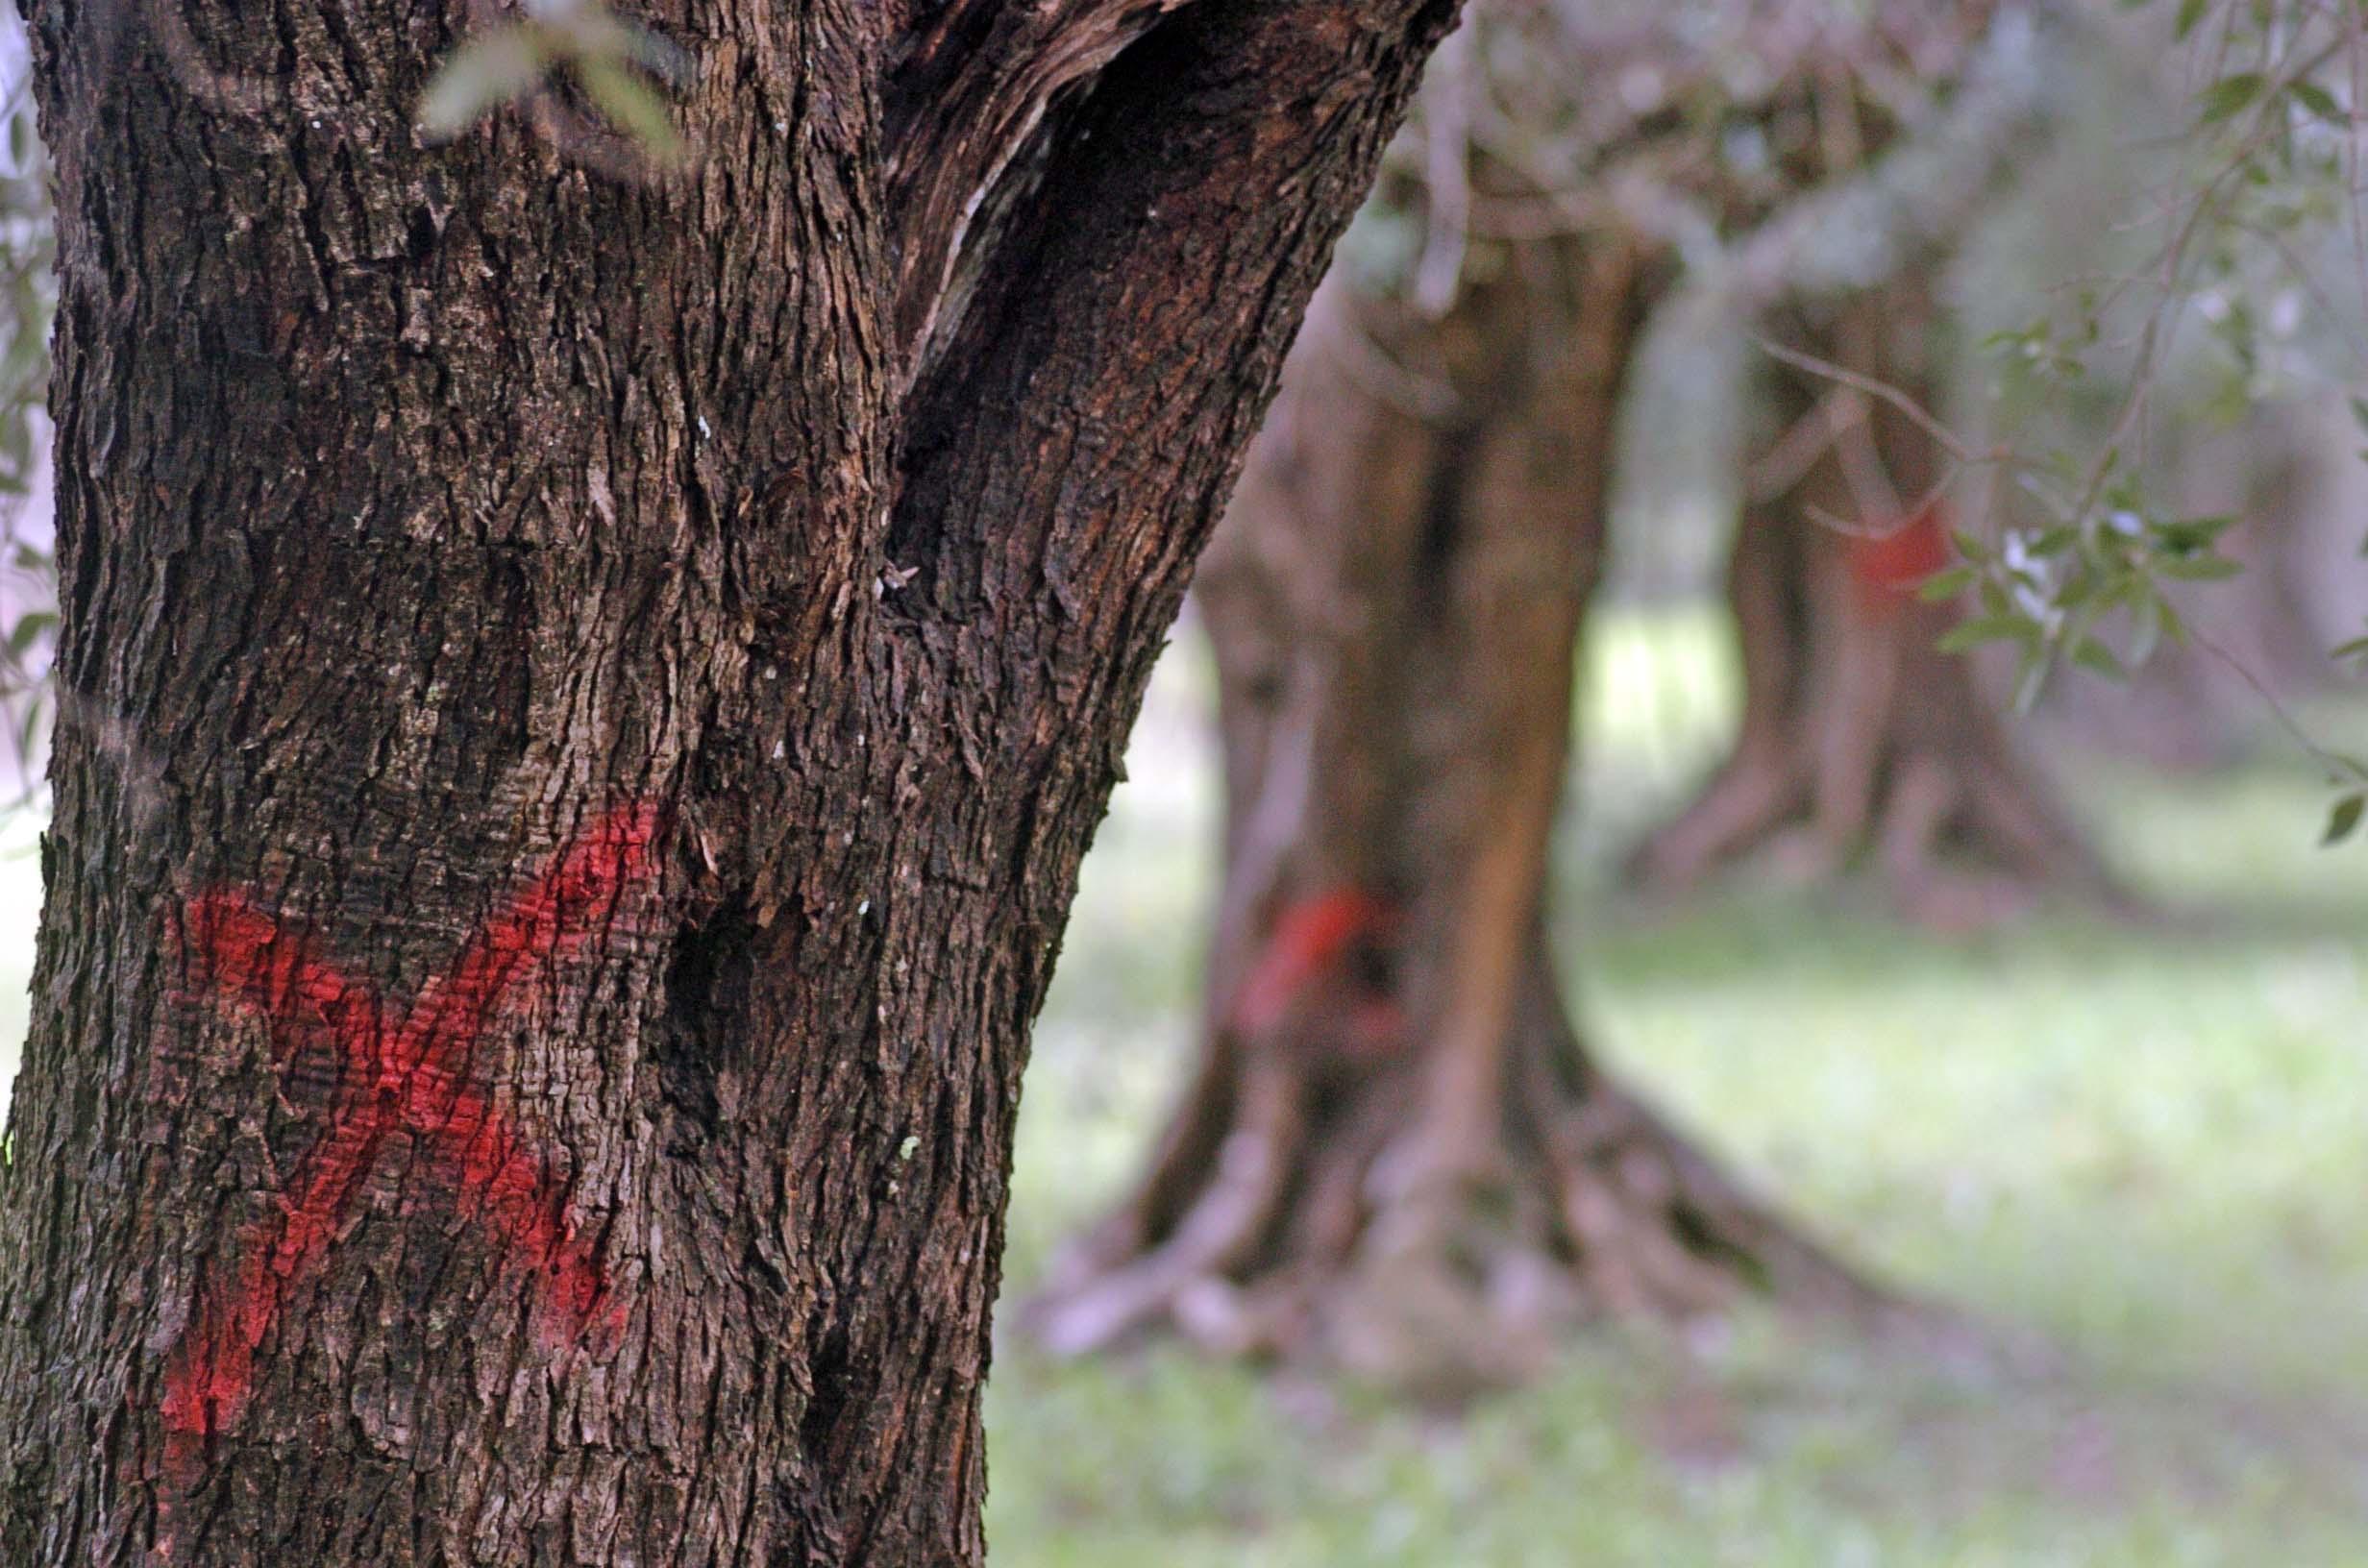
[1411,24,1473,317]
[1750,333,1987,468]
[2188,625,2368,785]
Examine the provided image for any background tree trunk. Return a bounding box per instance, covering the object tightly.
[1629,284,2118,929]
[0,2,1456,1562]
[1031,254,1884,1390]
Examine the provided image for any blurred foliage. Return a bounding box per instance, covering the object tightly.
[1338,0,2035,309]
[417,0,690,166]
[1910,0,2368,834]
[1326,0,2070,606]
[0,12,52,808]
[1330,0,2368,837]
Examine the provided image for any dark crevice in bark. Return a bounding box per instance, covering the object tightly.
[656,896,758,1148]
[889,0,1464,615]
[1414,423,1476,605]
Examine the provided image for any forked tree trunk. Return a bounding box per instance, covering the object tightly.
[1031,256,1885,1389]
[0,2,1457,1562]
[1629,288,2117,928]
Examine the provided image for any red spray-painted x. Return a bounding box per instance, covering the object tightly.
[161,802,659,1456]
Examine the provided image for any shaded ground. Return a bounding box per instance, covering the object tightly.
[989,606,2368,1567]
[1,610,2363,1564]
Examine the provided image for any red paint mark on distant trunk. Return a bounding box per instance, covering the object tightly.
[1231,887,1403,1055]
[1846,504,1951,614]
[160,803,659,1481]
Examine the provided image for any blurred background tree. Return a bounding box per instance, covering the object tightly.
[0,13,51,804]
[995,0,2368,1556]
[1029,0,2141,1386]
[0,0,2365,1561]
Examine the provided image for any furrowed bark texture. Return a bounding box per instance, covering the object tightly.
[1630,285,2117,928]
[0,1,1458,1562]
[1030,255,1882,1385]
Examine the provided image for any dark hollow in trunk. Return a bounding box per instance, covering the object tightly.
[1029,256,1886,1391]
[0,2,1460,1562]
[1629,289,2119,930]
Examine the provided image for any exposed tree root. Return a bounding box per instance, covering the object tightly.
[1627,506,2125,929]
[1028,944,1918,1394]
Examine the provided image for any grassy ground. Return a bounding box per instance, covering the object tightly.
[990,607,2368,1566]
[1,609,2363,1563]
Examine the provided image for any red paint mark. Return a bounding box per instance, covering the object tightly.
[160,803,659,1477]
[1230,887,1403,1056]
[1846,504,1951,614]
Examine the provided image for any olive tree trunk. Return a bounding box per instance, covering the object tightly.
[0,2,1459,1562]
[1031,255,1883,1390]
[1630,288,2117,928]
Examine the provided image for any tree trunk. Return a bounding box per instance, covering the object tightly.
[1030,253,1883,1391]
[1629,287,2118,929]
[0,2,1458,1562]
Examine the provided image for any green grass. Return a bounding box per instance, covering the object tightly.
[2,609,2364,1563]
[992,606,2368,1566]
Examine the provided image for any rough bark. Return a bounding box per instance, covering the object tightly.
[1029,253,1886,1390]
[1629,285,2118,929]
[0,2,1459,1563]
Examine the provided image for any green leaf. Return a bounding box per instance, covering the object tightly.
[2332,633,2368,663]
[16,692,42,762]
[1950,527,1992,566]
[2175,0,2209,38]
[1916,565,1978,602]
[4,609,53,658]
[2199,72,2268,125]
[2324,792,2365,845]
[2130,591,2164,666]
[2150,513,2235,551]
[1935,615,2035,654]
[2289,80,2347,125]
[575,57,687,163]
[2158,553,2243,581]
[2072,636,2128,681]
[2012,649,2053,714]
[419,27,549,141]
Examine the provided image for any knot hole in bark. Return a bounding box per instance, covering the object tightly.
[657,896,757,1150]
